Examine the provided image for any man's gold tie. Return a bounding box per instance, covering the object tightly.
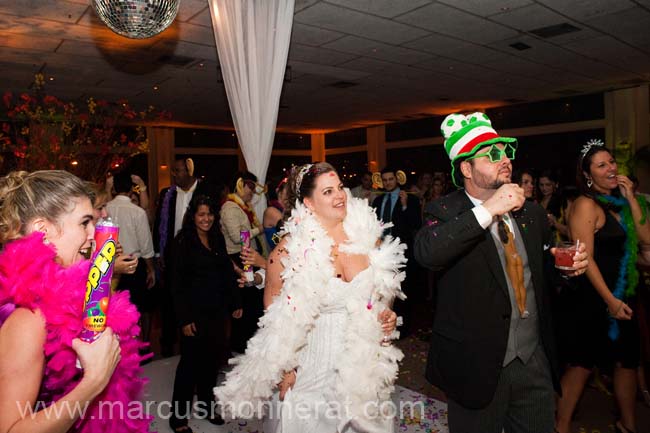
[497,217,529,319]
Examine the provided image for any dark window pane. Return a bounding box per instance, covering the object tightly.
[513,128,605,188]
[387,145,450,187]
[274,133,311,150]
[267,155,311,180]
[386,115,447,142]
[326,152,368,187]
[175,128,239,148]
[325,128,366,148]
[175,154,239,186]
[486,93,604,129]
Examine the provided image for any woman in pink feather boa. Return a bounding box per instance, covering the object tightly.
[0,170,151,433]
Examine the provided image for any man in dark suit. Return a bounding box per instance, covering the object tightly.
[372,166,421,335]
[372,167,421,243]
[414,112,588,433]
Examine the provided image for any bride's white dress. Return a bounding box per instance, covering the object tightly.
[264,269,371,433]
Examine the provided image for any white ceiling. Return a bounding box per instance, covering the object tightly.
[0,0,649,133]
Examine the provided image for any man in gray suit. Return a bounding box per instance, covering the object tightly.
[414,112,588,433]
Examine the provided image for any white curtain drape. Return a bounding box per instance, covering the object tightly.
[208,0,295,220]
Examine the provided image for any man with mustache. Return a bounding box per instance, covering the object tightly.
[414,112,588,433]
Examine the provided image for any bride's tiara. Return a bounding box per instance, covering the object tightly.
[581,138,604,156]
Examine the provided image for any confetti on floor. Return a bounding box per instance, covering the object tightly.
[143,356,448,432]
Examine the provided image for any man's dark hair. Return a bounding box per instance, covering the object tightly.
[113,171,133,194]
[381,166,397,176]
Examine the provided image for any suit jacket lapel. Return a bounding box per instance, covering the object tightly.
[456,192,510,299]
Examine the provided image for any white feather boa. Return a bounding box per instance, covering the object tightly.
[214,191,407,432]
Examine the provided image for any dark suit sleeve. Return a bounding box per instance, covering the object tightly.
[169,235,192,327]
[152,187,168,255]
[216,233,242,312]
[371,196,381,213]
[414,199,487,271]
[402,194,422,231]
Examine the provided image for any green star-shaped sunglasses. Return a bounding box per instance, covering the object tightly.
[465,142,517,163]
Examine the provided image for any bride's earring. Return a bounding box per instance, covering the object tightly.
[587,177,593,188]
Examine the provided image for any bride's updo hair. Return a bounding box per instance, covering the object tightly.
[285,162,337,218]
[0,170,92,245]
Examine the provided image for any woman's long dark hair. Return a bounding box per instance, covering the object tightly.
[576,147,614,198]
[179,194,225,251]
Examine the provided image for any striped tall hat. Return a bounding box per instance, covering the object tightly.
[441,112,517,186]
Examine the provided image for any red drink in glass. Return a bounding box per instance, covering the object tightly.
[555,241,577,275]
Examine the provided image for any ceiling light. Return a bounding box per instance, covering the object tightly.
[71,160,78,166]
[48,77,55,81]
[153,85,159,90]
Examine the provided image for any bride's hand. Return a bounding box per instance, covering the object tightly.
[378,309,398,335]
[279,370,296,401]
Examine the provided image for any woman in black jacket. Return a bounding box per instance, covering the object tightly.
[168,195,242,433]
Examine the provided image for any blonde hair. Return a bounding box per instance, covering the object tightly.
[85,181,109,209]
[0,170,92,244]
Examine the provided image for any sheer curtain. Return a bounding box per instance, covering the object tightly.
[208,0,294,219]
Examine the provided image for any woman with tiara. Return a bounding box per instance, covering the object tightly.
[215,162,404,433]
[555,141,650,433]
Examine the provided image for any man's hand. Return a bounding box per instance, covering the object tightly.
[482,183,525,217]
[232,308,243,319]
[146,268,156,289]
[114,254,138,275]
[182,322,197,337]
[131,174,146,189]
[399,190,408,207]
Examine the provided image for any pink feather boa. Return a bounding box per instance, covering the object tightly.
[0,233,152,432]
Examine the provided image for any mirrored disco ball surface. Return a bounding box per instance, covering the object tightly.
[93,0,180,39]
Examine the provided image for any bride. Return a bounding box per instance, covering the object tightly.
[215,162,407,433]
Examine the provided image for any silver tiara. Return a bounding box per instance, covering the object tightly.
[581,138,604,155]
[295,163,313,195]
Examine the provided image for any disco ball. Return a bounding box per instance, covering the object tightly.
[93,0,180,39]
